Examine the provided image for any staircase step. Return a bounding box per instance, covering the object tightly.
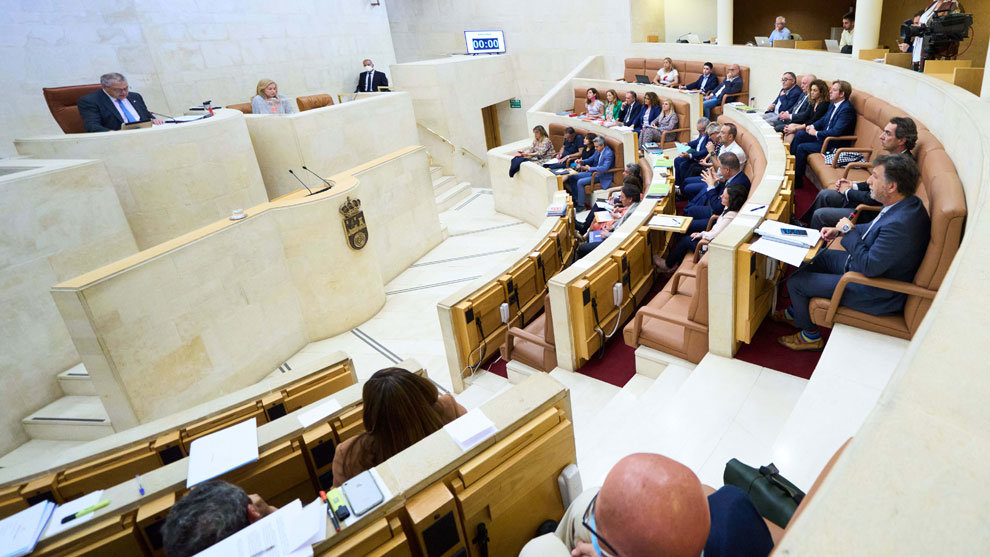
[57,363,95,396]
[436,182,473,212]
[430,165,443,181]
[432,175,458,196]
[22,396,114,441]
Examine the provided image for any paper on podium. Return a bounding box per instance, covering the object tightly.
[282,499,327,556]
[43,490,104,539]
[0,500,56,557]
[750,237,809,266]
[187,419,259,487]
[196,498,326,557]
[443,409,496,451]
[297,399,343,428]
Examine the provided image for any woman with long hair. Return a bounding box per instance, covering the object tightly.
[509,125,555,177]
[331,368,466,486]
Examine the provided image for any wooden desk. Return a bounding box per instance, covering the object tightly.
[554,168,577,191]
[647,215,692,233]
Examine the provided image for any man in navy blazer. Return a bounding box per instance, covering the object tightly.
[762,72,802,126]
[683,152,750,233]
[789,80,857,186]
[78,72,161,132]
[702,63,743,119]
[355,59,389,92]
[775,154,930,350]
[618,91,643,128]
[673,118,714,186]
[565,136,614,208]
[680,61,719,94]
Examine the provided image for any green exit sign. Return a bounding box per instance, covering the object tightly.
[510,99,522,108]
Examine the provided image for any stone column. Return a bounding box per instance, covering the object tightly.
[717,0,733,46]
[852,0,884,57]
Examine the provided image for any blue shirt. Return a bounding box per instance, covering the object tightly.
[769,27,791,44]
[705,486,774,557]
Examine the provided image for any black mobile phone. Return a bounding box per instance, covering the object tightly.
[781,228,808,236]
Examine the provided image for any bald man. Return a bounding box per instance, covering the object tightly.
[521,453,773,557]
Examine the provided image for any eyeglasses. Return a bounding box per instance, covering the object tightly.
[105,85,129,93]
[582,493,618,556]
[781,77,794,82]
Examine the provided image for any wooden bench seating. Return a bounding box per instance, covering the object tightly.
[29,374,574,557]
[0,356,357,516]
[571,87,691,146]
[619,59,751,119]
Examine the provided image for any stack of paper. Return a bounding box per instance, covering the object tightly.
[196,498,327,557]
[443,409,497,451]
[645,181,671,199]
[648,215,687,229]
[0,501,56,557]
[546,203,568,217]
[593,211,614,223]
[187,419,260,487]
[755,220,820,247]
[43,490,105,539]
[653,157,674,168]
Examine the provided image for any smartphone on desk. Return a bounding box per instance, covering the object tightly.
[780,228,808,236]
[341,470,384,516]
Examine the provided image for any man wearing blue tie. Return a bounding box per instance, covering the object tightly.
[78,73,161,132]
[789,80,857,187]
[564,136,615,209]
[773,154,930,350]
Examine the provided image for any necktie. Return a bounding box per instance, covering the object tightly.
[366,71,372,92]
[826,103,839,130]
[793,94,807,113]
[116,99,136,123]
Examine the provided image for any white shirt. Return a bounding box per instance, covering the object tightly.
[656,68,678,85]
[104,91,140,122]
[723,140,747,166]
[839,28,854,48]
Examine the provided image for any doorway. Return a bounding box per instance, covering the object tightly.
[481,104,501,150]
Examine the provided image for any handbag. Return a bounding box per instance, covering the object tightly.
[723,459,805,528]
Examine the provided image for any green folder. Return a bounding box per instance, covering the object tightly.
[653,157,674,168]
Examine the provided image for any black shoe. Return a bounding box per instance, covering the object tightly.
[535,520,558,537]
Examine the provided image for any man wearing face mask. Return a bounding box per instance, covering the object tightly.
[356,59,389,93]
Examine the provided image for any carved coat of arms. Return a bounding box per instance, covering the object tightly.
[339,197,368,250]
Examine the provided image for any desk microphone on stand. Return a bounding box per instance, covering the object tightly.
[301,166,335,194]
[288,169,314,195]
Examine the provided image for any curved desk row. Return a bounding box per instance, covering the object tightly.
[51,146,442,430]
[29,373,571,557]
[438,192,576,392]
[0,353,358,516]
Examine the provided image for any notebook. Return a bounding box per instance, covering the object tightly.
[0,500,56,557]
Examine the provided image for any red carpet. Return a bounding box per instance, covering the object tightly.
[485,355,508,378]
[482,333,637,387]
[794,176,819,220]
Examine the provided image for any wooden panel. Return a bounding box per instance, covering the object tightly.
[282,364,354,413]
[223,439,314,508]
[302,422,338,491]
[451,419,575,557]
[924,59,971,74]
[402,482,467,557]
[884,52,912,69]
[451,282,508,375]
[0,485,28,519]
[795,40,824,50]
[320,517,393,556]
[20,474,60,505]
[500,257,542,328]
[34,515,147,557]
[135,493,176,557]
[333,405,366,443]
[773,39,796,49]
[457,407,562,488]
[734,242,775,344]
[953,67,984,96]
[56,443,160,502]
[568,259,621,363]
[858,48,889,61]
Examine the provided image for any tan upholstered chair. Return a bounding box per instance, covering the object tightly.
[501,295,557,372]
[42,84,102,133]
[296,94,334,112]
[623,255,710,363]
[547,123,625,205]
[226,102,253,114]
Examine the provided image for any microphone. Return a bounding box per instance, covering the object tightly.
[287,169,313,195]
[150,111,175,120]
[301,166,335,194]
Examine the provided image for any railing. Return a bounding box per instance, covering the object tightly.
[417,122,487,167]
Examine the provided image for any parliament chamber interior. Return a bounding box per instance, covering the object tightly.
[1,0,989,555]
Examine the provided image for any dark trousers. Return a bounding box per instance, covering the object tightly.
[666,233,698,267]
[509,155,530,177]
[577,205,609,234]
[802,189,879,229]
[789,130,824,187]
[576,240,601,259]
[787,249,890,332]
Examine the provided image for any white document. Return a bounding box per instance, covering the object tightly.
[443,408,497,451]
[196,499,304,557]
[186,419,259,487]
[613,125,633,132]
[741,202,769,217]
[755,220,820,247]
[544,158,560,165]
[648,215,686,229]
[297,399,343,428]
[750,237,810,267]
[282,499,327,553]
[0,500,55,557]
[43,490,104,539]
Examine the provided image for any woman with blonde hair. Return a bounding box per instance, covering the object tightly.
[509,125,555,177]
[653,57,680,87]
[640,98,679,148]
[603,89,623,122]
[251,78,296,114]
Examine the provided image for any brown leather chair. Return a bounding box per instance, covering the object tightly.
[226,102,253,114]
[808,148,966,339]
[43,84,102,134]
[501,295,557,372]
[296,94,334,112]
[623,254,709,363]
[547,124,625,205]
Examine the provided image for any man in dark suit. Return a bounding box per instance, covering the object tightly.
[683,152,750,233]
[762,71,802,126]
[702,63,743,119]
[775,154,930,350]
[565,136,615,209]
[773,73,816,132]
[801,117,918,228]
[680,61,719,94]
[355,59,389,92]
[618,91,643,128]
[789,80,857,187]
[673,118,714,186]
[78,72,160,132]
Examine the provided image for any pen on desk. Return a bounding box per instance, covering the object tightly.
[749,204,766,212]
[61,499,110,524]
[136,474,144,496]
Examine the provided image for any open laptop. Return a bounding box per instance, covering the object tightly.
[634,74,650,84]
[825,39,841,53]
[755,36,771,47]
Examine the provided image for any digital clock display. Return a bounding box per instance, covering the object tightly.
[465,31,506,54]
